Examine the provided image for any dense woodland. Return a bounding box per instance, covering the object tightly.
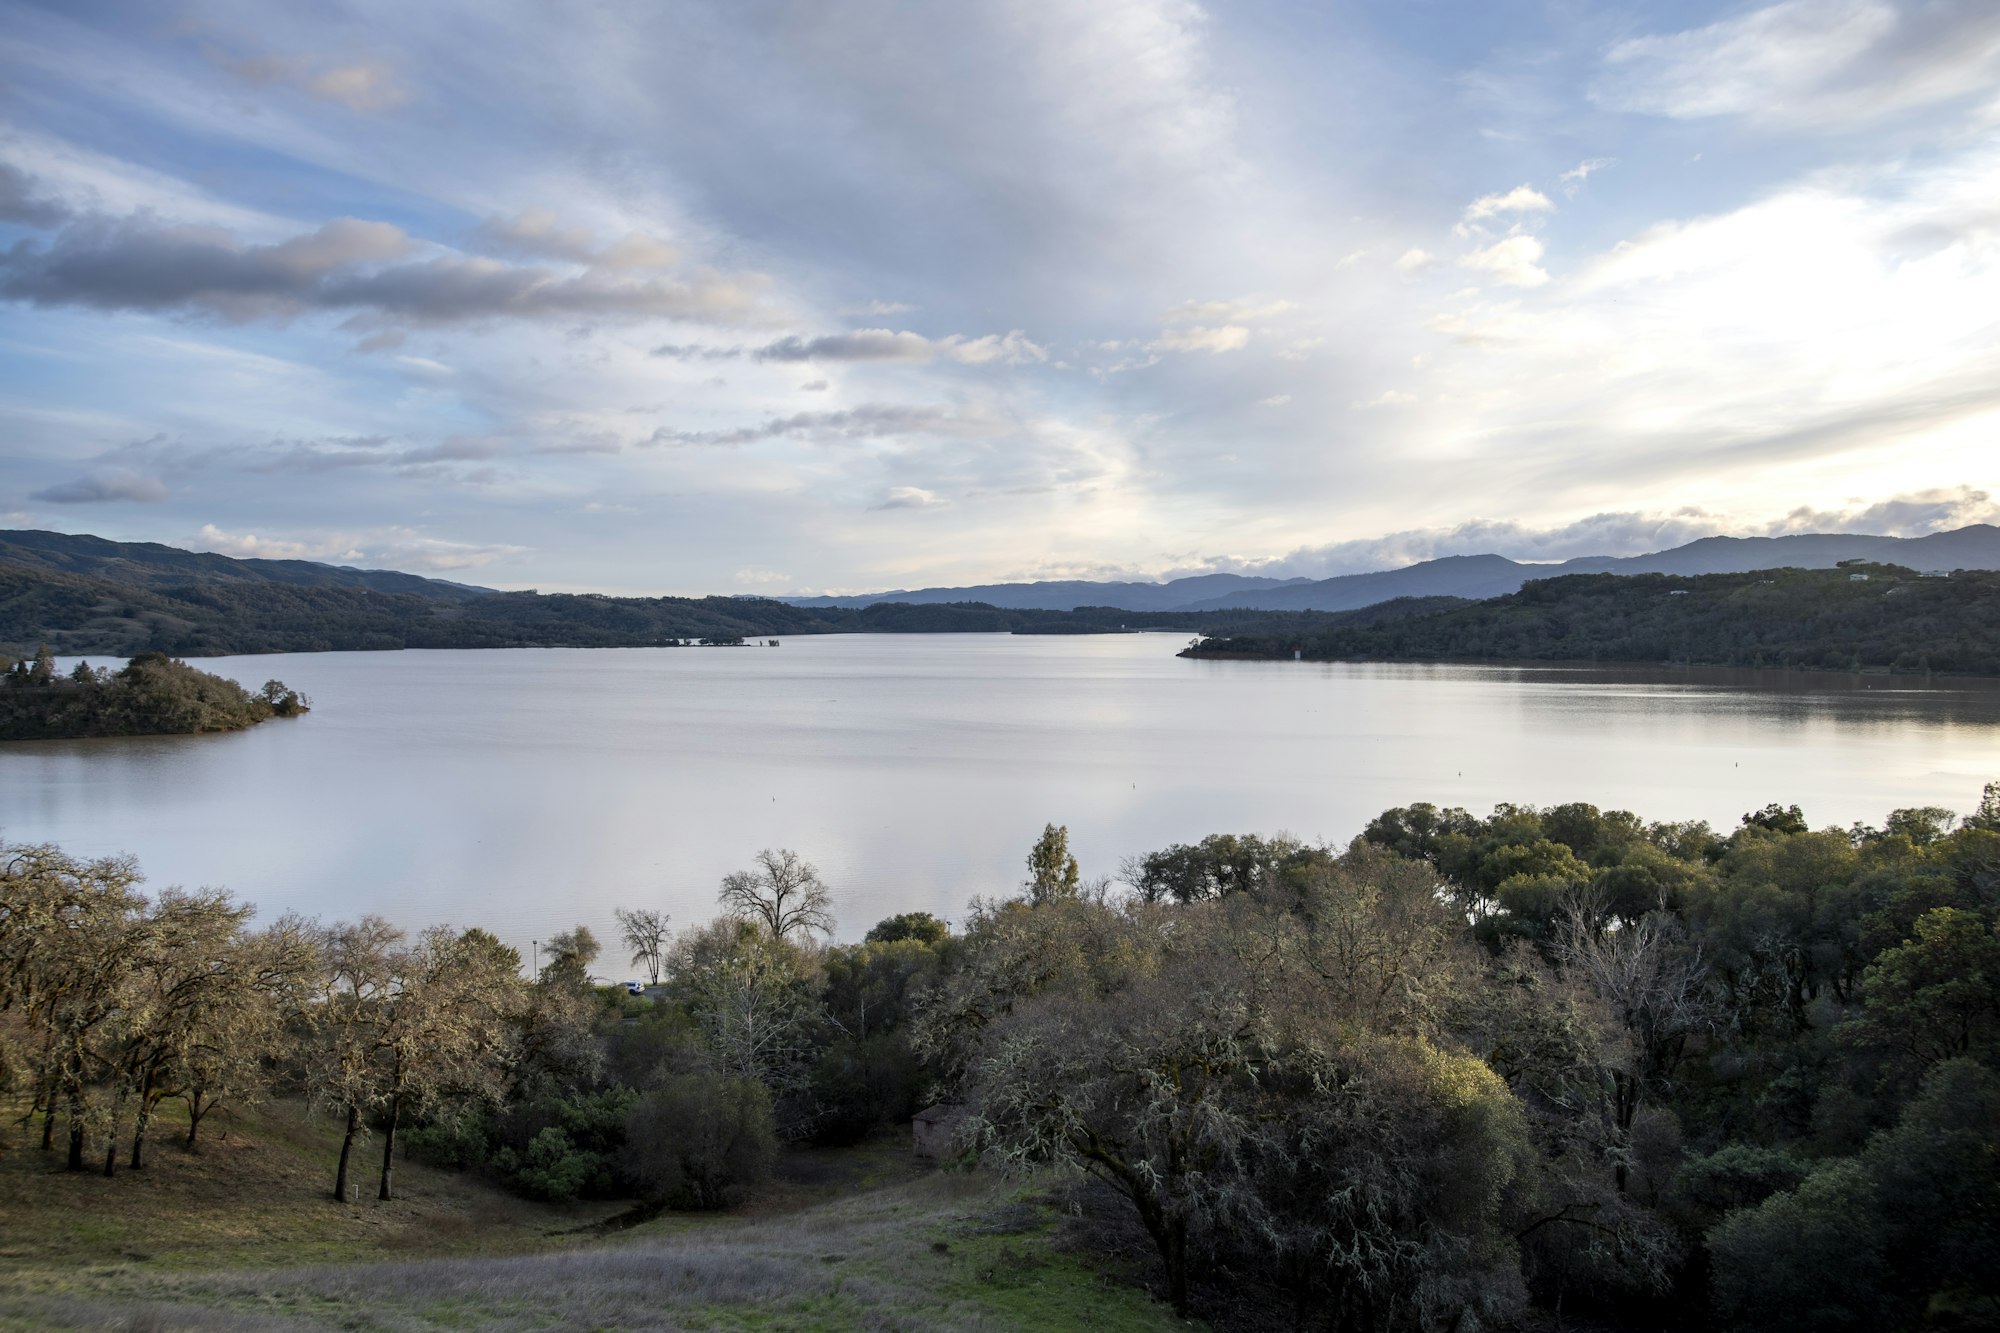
[1189,564,2000,676]
[0,558,1318,657]
[0,647,306,740]
[5,791,1998,1331]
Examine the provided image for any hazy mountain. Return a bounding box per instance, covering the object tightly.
[1180,526,2000,611]
[11,524,2000,623]
[0,529,497,603]
[778,571,1311,612]
[770,528,2000,615]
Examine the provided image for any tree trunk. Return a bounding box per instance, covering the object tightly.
[378,1097,401,1201]
[185,1089,205,1148]
[103,1134,117,1177]
[131,1079,156,1169]
[32,1067,53,1150]
[1133,1193,1191,1317]
[1164,1215,1190,1316]
[67,1111,86,1172]
[334,1103,360,1202]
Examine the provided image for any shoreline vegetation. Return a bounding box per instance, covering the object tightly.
[0,648,307,741]
[5,790,1998,1330]
[1183,563,2000,677]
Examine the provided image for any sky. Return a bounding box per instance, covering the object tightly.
[2,0,1998,595]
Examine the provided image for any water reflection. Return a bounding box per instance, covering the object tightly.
[3,637,1996,971]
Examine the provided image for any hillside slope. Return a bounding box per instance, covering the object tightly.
[1187,564,2000,675]
[0,529,495,602]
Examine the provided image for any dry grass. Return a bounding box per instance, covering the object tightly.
[0,1097,623,1282]
[0,1099,1197,1332]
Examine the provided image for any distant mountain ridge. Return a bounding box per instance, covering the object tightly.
[0,529,497,603]
[780,526,2000,614]
[778,570,1313,611]
[8,524,2000,622]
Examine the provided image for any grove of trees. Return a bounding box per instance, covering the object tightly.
[0,648,307,740]
[5,788,1998,1331]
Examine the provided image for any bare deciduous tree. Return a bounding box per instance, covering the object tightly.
[1555,890,1711,1191]
[718,849,834,941]
[614,907,672,985]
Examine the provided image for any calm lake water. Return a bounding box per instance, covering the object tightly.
[5,635,1999,970]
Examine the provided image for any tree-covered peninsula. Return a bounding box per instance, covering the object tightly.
[0,648,307,741]
[1187,563,2000,676]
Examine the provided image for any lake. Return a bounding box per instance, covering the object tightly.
[4,635,1998,972]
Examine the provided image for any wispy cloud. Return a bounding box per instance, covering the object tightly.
[0,203,768,327]
[1594,0,2000,127]
[221,53,411,113]
[870,485,948,510]
[649,403,1008,447]
[654,328,1046,365]
[30,468,169,504]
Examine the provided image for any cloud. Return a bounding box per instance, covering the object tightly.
[841,299,916,316]
[1395,248,1437,273]
[1763,485,2000,536]
[0,162,68,227]
[656,328,1048,365]
[1257,394,1291,407]
[129,434,513,477]
[226,54,410,112]
[30,468,169,504]
[0,214,766,326]
[0,217,413,319]
[189,522,522,572]
[753,329,938,362]
[1354,389,1416,409]
[1595,0,2000,128]
[191,523,327,561]
[650,403,1007,447]
[474,211,600,264]
[307,62,411,113]
[1459,185,1554,231]
[1217,488,2000,582]
[1149,324,1250,353]
[870,485,947,510]
[475,212,679,270]
[1560,157,1618,196]
[1161,296,1295,324]
[1459,235,1549,287]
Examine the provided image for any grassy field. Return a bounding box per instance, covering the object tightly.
[0,1099,1200,1332]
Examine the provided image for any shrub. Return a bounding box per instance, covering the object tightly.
[402,1113,491,1171]
[622,1074,778,1209]
[490,1088,637,1201]
[512,1127,603,1202]
[808,1034,925,1145]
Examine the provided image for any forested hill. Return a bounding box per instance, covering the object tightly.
[0,528,495,601]
[0,558,1333,657]
[1186,563,2000,676]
